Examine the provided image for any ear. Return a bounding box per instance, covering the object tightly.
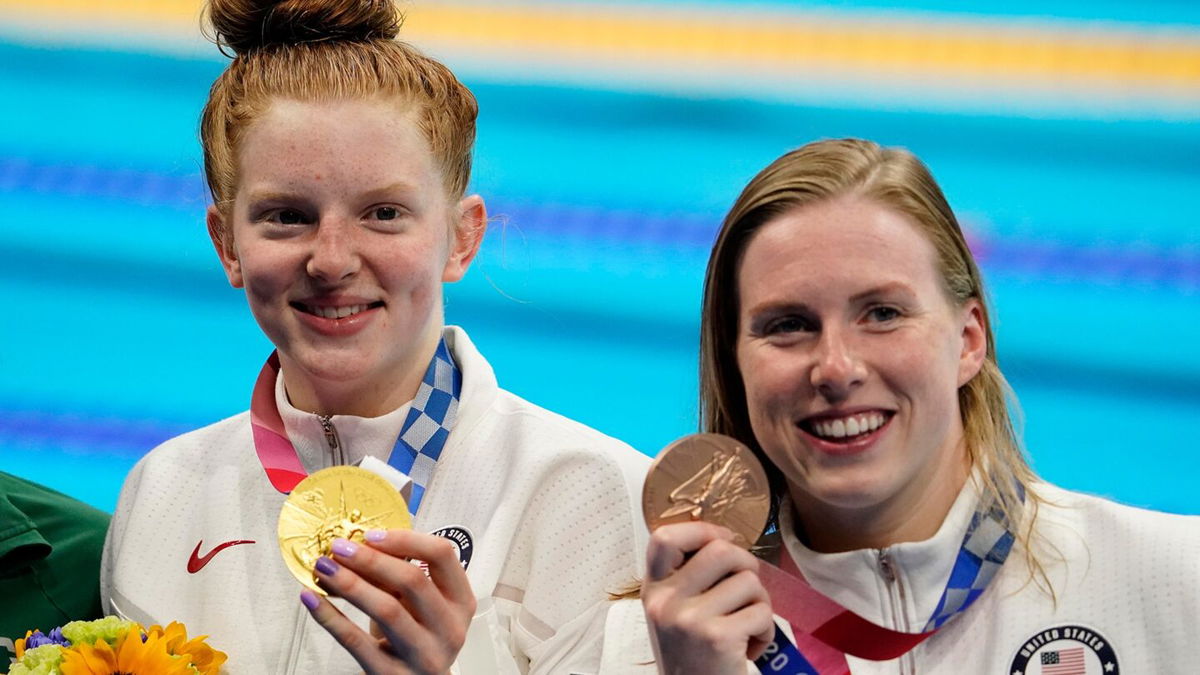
[442,194,487,283]
[207,204,244,289]
[957,298,987,387]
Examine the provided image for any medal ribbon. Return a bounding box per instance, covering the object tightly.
[251,338,462,513]
[752,502,1015,674]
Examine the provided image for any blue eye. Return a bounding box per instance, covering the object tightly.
[867,306,900,322]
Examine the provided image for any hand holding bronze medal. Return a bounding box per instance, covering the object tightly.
[277,465,413,594]
[643,433,1016,673]
[642,433,772,549]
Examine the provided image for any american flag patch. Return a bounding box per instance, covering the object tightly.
[1041,646,1087,675]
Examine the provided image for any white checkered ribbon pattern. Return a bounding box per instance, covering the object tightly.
[385,338,461,513]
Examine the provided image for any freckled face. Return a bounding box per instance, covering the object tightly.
[735,196,983,525]
[213,98,466,407]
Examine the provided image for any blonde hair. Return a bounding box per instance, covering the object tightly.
[700,139,1047,577]
[200,0,477,241]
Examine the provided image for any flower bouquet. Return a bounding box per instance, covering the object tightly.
[7,616,226,675]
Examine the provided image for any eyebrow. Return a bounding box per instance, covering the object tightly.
[742,281,916,317]
[357,181,420,201]
[742,299,814,318]
[849,281,916,303]
[242,181,421,205]
[242,189,303,204]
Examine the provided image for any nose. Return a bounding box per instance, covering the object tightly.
[305,217,361,283]
[810,326,867,402]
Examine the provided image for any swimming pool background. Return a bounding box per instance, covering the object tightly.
[1,0,1197,515]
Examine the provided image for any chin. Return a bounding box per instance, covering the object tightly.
[799,467,896,511]
[285,345,381,382]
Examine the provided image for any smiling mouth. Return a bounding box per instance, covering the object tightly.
[799,411,894,443]
[291,301,384,319]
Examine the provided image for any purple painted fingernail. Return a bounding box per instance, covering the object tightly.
[365,529,386,543]
[300,590,320,610]
[315,556,339,576]
[331,538,359,557]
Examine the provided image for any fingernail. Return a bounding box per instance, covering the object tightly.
[331,538,359,557]
[365,529,386,543]
[300,590,320,610]
[314,556,339,576]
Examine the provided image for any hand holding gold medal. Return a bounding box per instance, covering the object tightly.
[277,465,414,594]
[278,465,477,673]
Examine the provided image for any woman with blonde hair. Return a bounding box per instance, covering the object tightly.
[101,0,648,672]
[642,138,1199,673]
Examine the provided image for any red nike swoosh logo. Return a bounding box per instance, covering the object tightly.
[187,539,256,574]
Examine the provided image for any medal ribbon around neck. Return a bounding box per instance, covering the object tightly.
[753,500,1016,675]
[251,338,462,513]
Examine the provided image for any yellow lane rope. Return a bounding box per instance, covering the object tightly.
[2,0,1197,90]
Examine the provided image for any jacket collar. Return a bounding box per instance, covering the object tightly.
[779,475,982,629]
[274,326,497,474]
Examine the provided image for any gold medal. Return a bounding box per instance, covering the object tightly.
[642,433,771,549]
[277,465,412,594]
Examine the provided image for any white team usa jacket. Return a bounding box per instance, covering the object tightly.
[766,479,1200,674]
[101,327,652,674]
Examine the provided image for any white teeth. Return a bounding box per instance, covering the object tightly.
[810,413,888,440]
[310,304,367,319]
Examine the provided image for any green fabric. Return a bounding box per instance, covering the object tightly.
[0,472,109,660]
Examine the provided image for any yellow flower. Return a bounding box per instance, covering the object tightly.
[14,630,31,659]
[59,631,192,675]
[150,622,228,675]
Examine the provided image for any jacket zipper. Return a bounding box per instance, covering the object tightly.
[282,600,308,675]
[317,414,345,466]
[285,415,341,672]
[878,550,916,675]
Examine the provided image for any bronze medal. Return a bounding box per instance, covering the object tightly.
[278,465,412,594]
[642,433,771,548]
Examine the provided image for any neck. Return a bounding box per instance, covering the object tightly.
[279,336,441,419]
[790,446,971,553]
